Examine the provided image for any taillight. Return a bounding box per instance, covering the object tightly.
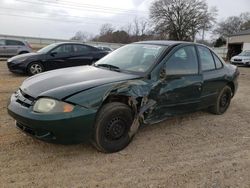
[27,43,32,49]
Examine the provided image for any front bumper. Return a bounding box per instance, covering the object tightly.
[231,60,250,66]
[7,93,97,144]
[7,60,27,74]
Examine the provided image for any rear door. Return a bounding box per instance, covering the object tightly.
[0,39,6,56]
[71,44,94,66]
[5,40,24,56]
[197,46,227,108]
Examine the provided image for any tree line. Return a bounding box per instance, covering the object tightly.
[71,0,250,47]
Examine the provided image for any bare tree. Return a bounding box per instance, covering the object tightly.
[214,12,250,37]
[140,19,148,36]
[150,0,217,41]
[201,6,218,41]
[99,23,114,36]
[131,17,148,36]
[242,20,250,30]
[132,17,140,37]
[122,23,133,36]
[71,31,92,42]
[91,18,150,43]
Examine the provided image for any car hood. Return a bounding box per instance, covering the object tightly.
[20,66,141,99]
[232,55,250,60]
[8,52,40,62]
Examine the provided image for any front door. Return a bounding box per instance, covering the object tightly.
[147,45,203,121]
[45,44,73,70]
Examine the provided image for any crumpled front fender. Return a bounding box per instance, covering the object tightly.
[65,79,161,137]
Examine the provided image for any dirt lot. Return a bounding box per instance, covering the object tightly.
[0,60,250,188]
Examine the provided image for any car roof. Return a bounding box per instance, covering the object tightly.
[54,42,86,45]
[0,38,25,41]
[53,42,97,48]
[135,40,194,46]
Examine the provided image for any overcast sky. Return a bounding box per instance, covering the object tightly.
[0,0,249,39]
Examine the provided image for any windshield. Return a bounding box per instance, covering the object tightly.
[37,43,58,53]
[95,44,166,73]
[238,51,250,56]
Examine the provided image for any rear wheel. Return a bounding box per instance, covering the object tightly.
[28,62,44,75]
[209,86,232,115]
[93,102,134,153]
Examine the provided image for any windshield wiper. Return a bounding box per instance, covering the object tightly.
[94,64,121,72]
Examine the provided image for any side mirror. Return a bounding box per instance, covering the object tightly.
[50,52,57,56]
[159,68,167,80]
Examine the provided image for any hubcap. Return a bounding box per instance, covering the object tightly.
[30,64,43,74]
[105,117,127,141]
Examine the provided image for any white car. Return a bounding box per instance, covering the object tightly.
[231,50,250,66]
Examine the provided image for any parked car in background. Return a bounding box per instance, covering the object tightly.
[7,42,108,75]
[7,41,239,153]
[0,38,32,57]
[230,50,250,66]
[95,46,113,53]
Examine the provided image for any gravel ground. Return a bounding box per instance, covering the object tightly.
[0,60,250,188]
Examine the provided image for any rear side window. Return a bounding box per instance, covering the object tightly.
[72,45,92,53]
[103,47,111,51]
[165,46,199,75]
[52,44,72,54]
[212,53,223,69]
[0,40,5,45]
[6,40,24,46]
[197,46,215,71]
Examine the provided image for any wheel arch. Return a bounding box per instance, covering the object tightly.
[18,51,29,54]
[26,61,44,74]
[227,81,235,97]
[102,95,130,106]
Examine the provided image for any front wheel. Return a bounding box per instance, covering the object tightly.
[93,102,134,153]
[28,62,44,75]
[209,86,232,115]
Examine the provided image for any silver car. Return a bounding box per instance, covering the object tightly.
[95,46,113,53]
[231,50,250,66]
[0,39,32,57]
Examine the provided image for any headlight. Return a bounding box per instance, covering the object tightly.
[33,98,74,113]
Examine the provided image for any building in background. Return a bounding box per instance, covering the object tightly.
[227,29,250,59]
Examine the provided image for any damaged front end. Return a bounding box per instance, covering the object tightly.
[65,78,162,138]
[108,80,162,137]
[128,96,156,137]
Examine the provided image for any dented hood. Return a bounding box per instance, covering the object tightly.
[20,66,140,99]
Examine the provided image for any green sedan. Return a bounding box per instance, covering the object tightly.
[8,41,239,153]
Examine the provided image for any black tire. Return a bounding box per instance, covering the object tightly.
[93,102,134,153]
[209,86,232,115]
[27,62,44,75]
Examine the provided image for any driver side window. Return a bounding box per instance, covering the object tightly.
[165,46,199,75]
